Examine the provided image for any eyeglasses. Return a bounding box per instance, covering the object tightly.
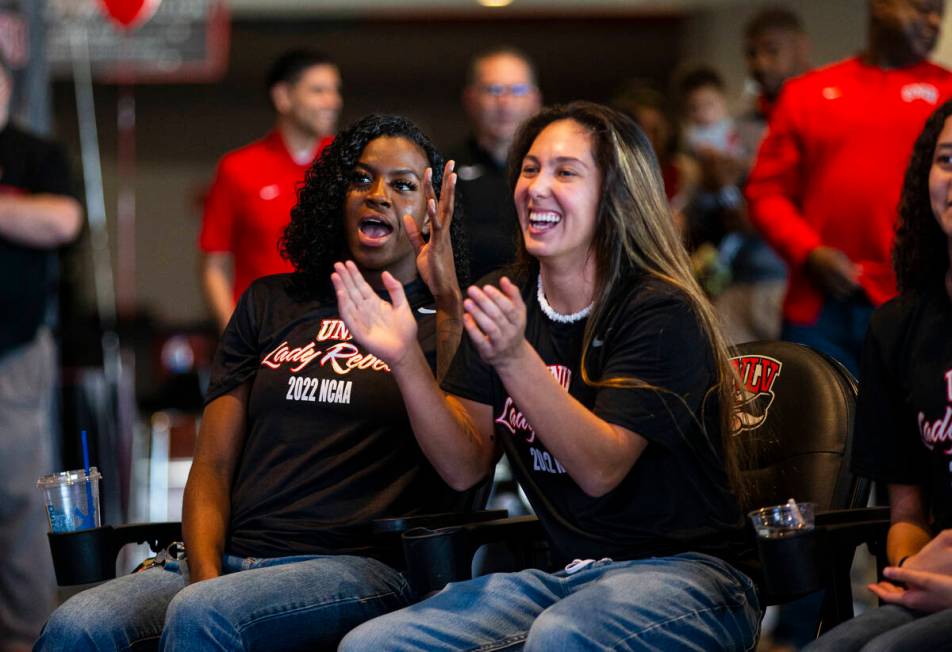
[477,83,536,98]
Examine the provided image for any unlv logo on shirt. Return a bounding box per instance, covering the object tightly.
[901,83,940,105]
[730,355,783,432]
[495,365,571,443]
[918,368,952,455]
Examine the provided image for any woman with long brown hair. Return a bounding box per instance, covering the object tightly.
[334,101,759,650]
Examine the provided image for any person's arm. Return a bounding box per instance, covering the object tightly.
[887,483,933,566]
[461,279,647,497]
[0,194,82,248]
[202,252,236,332]
[744,88,859,298]
[331,262,497,490]
[181,382,249,583]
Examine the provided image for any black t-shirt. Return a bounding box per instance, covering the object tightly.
[442,269,746,566]
[0,125,74,356]
[852,286,952,532]
[207,274,469,558]
[445,138,518,282]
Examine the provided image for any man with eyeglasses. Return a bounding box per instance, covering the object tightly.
[447,47,541,282]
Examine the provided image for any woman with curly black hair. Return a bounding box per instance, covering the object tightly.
[807,100,952,651]
[36,114,471,651]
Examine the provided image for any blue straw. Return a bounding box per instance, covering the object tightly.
[80,430,96,528]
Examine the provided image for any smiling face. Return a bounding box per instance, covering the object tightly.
[513,119,602,270]
[929,116,952,242]
[344,136,429,284]
[274,63,342,139]
[873,0,944,60]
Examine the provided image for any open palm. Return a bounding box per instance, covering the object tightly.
[331,261,417,367]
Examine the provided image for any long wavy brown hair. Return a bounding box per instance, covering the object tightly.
[508,101,746,497]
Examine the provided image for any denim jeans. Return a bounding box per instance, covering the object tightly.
[805,604,952,652]
[34,552,412,651]
[339,552,761,651]
[781,295,875,377]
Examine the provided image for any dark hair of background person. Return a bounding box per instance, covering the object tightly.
[266,49,337,90]
[505,101,746,496]
[676,66,726,98]
[281,113,469,298]
[744,6,805,39]
[895,98,952,293]
[465,46,540,89]
[610,82,678,158]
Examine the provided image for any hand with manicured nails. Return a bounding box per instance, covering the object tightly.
[331,261,417,369]
[462,277,529,369]
[406,161,458,302]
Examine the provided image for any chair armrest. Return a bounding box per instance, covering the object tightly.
[372,510,508,535]
[401,515,545,597]
[47,522,182,586]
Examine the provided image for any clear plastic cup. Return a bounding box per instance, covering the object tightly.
[748,501,815,539]
[36,468,102,533]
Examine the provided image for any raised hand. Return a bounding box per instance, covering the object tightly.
[462,276,528,369]
[331,261,418,368]
[405,161,459,301]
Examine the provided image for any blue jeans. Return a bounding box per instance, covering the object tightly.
[805,604,952,652]
[34,553,412,651]
[340,552,761,651]
[782,295,875,377]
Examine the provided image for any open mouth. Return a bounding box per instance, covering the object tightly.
[358,217,394,246]
[528,211,561,234]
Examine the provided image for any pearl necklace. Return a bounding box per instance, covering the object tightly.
[536,275,593,324]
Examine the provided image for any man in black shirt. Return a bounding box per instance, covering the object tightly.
[0,55,82,650]
[446,48,541,282]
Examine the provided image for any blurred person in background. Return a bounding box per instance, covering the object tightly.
[676,67,744,299]
[691,7,809,347]
[0,54,82,652]
[199,49,341,332]
[745,0,951,375]
[446,47,541,283]
[612,82,699,231]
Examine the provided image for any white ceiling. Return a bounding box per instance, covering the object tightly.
[224,0,732,17]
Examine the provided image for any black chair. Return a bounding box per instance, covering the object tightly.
[47,484,504,587]
[395,342,890,637]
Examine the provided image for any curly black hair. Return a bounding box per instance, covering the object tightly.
[895,98,952,293]
[281,114,468,297]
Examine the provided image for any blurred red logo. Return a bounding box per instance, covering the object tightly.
[98,0,161,30]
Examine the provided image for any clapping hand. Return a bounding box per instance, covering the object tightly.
[405,161,458,301]
[331,261,417,369]
[462,277,528,369]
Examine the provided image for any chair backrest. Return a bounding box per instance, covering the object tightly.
[730,341,866,515]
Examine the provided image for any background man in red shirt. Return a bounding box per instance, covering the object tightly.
[199,50,341,331]
[746,0,950,374]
